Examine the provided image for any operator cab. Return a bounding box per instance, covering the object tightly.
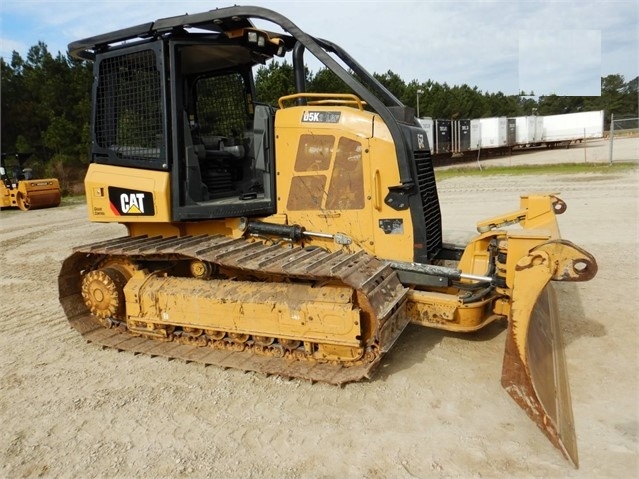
[72,7,442,261]
[89,25,291,221]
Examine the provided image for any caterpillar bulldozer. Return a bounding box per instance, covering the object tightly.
[59,6,597,467]
[0,153,61,210]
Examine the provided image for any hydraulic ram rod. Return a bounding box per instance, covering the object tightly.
[387,260,493,283]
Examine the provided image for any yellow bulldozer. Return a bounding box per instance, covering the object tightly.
[0,153,61,211]
[59,6,597,467]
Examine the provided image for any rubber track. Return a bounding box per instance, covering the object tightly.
[59,234,410,385]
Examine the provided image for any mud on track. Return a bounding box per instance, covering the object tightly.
[0,147,637,478]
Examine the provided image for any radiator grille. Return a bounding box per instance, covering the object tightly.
[414,150,442,258]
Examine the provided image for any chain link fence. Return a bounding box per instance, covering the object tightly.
[608,114,638,164]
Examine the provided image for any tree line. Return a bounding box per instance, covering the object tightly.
[255,61,638,123]
[2,42,637,191]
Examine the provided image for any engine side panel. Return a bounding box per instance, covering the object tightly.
[85,163,171,222]
[273,105,415,262]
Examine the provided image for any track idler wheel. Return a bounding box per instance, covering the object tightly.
[81,267,130,320]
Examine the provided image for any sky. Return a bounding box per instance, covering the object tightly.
[1,0,637,96]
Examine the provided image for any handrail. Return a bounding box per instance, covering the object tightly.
[278,93,364,110]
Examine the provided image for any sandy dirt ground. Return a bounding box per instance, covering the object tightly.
[1,138,637,478]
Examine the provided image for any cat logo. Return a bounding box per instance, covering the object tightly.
[417,133,425,150]
[108,187,155,216]
[121,193,146,214]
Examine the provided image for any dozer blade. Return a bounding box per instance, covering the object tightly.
[501,240,597,468]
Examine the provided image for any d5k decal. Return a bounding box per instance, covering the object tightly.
[301,111,341,123]
[108,186,155,216]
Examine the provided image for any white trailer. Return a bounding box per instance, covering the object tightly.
[479,117,508,148]
[417,117,434,152]
[469,119,481,150]
[542,110,604,143]
[513,116,544,145]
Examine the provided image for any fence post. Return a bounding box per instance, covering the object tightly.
[583,128,586,163]
[608,113,614,166]
[608,113,615,166]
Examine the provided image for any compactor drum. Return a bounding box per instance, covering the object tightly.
[0,153,61,211]
[59,6,597,466]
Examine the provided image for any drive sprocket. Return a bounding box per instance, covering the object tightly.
[81,267,129,320]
